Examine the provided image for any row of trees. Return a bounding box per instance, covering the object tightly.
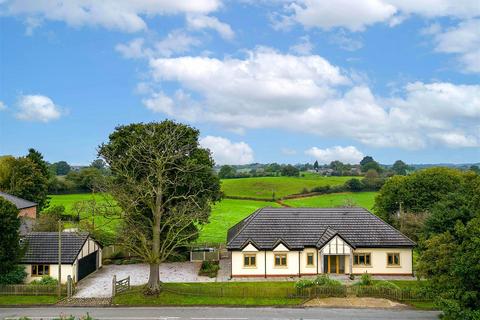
[218,156,413,179]
[373,167,480,319]
[218,164,300,179]
[0,149,51,210]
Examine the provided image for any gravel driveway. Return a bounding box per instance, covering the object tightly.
[75,262,216,298]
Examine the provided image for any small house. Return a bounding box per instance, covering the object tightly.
[20,232,102,283]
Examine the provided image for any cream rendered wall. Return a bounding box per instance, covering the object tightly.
[265,250,299,276]
[300,248,318,274]
[24,264,75,284]
[231,245,266,276]
[352,248,412,275]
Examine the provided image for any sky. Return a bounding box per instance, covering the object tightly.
[0,0,479,166]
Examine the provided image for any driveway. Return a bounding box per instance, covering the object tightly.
[75,262,216,298]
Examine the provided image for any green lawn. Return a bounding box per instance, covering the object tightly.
[0,295,60,305]
[284,192,378,210]
[48,193,121,234]
[114,282,302,306]
[197,199,280,244]
[221,174,355,199]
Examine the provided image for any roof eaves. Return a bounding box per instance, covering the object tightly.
[226,208,264,247]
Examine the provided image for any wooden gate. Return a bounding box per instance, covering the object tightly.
[112,275,130,297]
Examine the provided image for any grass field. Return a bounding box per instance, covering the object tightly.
[49,192,377,244]
[221,173,355,199]
[48,193,120,234]
[197,199,280,244]
[284,192,378,210]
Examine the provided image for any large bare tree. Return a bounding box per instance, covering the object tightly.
[98,121,221,293]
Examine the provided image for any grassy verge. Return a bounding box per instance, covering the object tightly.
[114,282,301,306]
[284,192,377,210]
[0,295,60,305]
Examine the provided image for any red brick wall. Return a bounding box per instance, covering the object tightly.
[18,206,37,219]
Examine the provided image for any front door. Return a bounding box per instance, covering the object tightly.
[323,255,345,274]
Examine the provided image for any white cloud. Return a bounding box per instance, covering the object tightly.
[287,0,397,32]
[430,19,480,73]
[429,132,479,148]
[329,30,363,51]
[199,136,254,165]
[305,146,364,164]
[138,48,479,149]
[116,31,201,59]
[142,91,175,114]
[284,0,480,32]
[0,101,6,110]
[15,94,62,122]
[289,35,313,55]
[187,14,234,40]
[2,0,221,33]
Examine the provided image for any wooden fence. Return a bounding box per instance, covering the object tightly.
[0,284,67,296]
[162,285,433,302]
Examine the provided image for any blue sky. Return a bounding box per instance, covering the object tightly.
[0,0,479,166]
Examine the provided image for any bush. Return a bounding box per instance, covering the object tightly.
[294,279,315,289]
[373,281,399,290]
[438,299,480,320]
[198,261,220,278]
[349,274,355,281]
[0,265,27,284]
[31,276,58,285]
[314,275,342,287]
[359,273,373,286]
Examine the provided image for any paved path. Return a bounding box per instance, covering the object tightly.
[0,306,441,320]
[75,263,216,298]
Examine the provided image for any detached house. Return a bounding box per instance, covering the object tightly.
[0,191,37,218]
[0,191,37,235]
[20,232,102,283]
[227,207,415,278]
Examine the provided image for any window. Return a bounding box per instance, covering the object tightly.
[353,253,371,266]
[274,254,287,267]
[243,254,256,267]
[31,264,50,276]
[387,253,400,266]
[306,253,315,266]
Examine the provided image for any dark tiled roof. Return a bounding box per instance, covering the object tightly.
[0,191,37,209]
[20,232,89,264]
[227,207,415,250]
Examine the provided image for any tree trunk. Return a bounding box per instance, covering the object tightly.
[146,192,162,294]
[146,263,160,294]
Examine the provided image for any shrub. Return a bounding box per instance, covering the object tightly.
[314,275,342,287]
[0,265,27,284]
[349,274,355,281]
[294,279,315,289]
[359,273,373,286]
[198,261,220,278]
[31,276,58,285]
[373,281,400,290]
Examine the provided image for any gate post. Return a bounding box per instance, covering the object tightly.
[67,275,72,297]
[112,275,116,297]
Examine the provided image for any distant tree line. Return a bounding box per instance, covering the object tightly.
[217,156,415,180]
[47,159,108,194]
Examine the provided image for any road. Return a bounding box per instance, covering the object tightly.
[0,307,440,320]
